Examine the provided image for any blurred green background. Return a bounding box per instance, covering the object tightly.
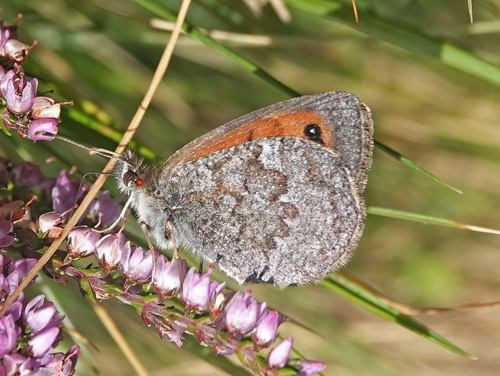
[1,0,500,375]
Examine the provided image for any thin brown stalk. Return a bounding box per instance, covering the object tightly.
[93,304,149,376]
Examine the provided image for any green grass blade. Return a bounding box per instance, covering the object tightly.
[375,140,462,194]
[367,206,500,234]
[132,0,299,98]
[321,273,472,358]
[287,0,500,87]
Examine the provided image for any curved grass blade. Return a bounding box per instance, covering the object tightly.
[375,140,462,194]
[367,206,500,234]
[322,273,473,358]
[132,0,300,98]
[286,0,500,87]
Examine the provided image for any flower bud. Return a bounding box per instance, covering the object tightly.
[153,254,187,296]
[266,337,293,369]
[120,245,153,283]
[67,226,101,257]
[27,118,58,142]
[224,291,260,335]
[95,232,126,269]
[296,360,326,376]
[39,211,65,242]
[252,310,279,348]
[31,96,61,119]
[2,39,30,66]
[181,267,213,311]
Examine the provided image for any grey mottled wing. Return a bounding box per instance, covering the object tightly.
[162,137,364,287]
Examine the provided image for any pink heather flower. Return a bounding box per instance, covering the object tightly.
[28,326,60,357]
[224,291,260,335]
[95,232,126,269]
[267,337,293,369]
[6,258,36,279]
[31,96,61,119]
[252,310,280,347]
[27,118,58,142]
[120,245,153,283]
[38,211,65,242]
[6,258,37,293]
[3,299,23,323]
[296,360,326,376]
[2,354,33,376]
[10,162,44,188]
[45,345,80,376]
[181,267,212,311]
[88,191,121,227]
[52,169,87,213]
[0,315,17,357]
[153,254,187,296]
[2,39,30,66]
[0,68,38,114]
[23,295,63,335]
[67,226,101,257]
[38,212,65,233]
[0,218,16,248]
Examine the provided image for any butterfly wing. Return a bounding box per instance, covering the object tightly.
[159,92,373,287]
[163,92,373,193]
[161,139,363,287]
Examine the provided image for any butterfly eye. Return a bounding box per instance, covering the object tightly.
[123,170,139,187]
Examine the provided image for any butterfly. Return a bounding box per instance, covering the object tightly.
[113,92,373,287]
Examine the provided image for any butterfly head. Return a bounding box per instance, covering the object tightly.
[113,150,147,195]
[113,149,164,197]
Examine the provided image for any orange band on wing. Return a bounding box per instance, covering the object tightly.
[186,111,334,163]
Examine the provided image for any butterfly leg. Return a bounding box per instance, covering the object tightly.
[165,218,185,288]
[96,195,133,234]
[198,258,204,273]
[140,222,156,251]
[165,219,180,260]
[140,222,157,289]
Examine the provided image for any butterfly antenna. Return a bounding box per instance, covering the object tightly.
[55,135,124,161]
[66,170,113,221]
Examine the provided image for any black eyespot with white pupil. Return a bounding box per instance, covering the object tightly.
[304,123,324,144]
